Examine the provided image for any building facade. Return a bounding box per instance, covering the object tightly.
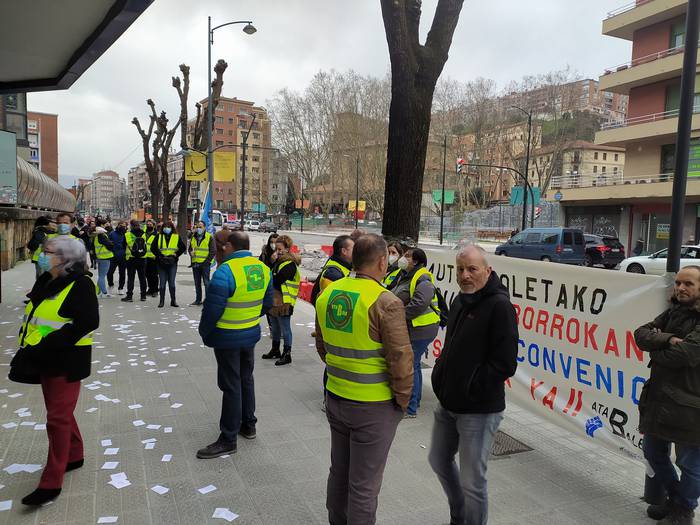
[26,111,58,182]
[268,150,288,215]
[127,163,148,213]
[86,170,127,218]
[559,0,699,253]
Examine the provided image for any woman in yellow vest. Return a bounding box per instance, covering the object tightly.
[92,223,114,297]
[391,247,440,418]
[189,220,215,305]
[383,241,405,288]
[151,220,186,307]
[9,236,99,506]
[264,234,300,366]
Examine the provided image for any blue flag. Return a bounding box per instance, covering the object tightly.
[202,184,214,234]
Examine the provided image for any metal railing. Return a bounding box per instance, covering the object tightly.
[603,45,685,74]
[606,0,654,19]
[600,106,700,130]
[550,171,674,189]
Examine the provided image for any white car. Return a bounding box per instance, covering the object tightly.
[619,245,700,275]
[246,220,260,231]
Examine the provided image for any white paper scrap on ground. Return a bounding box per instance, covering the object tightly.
[132,420,145,427]
[97,517,118,524]
[151,485,169,495]
[170,403,182,409]
[164,427,173,433]
[104,448,119,455]
[146,424,161,430]
[159,393,170,398]
[198,484,217,495]
[101,439,112,447]
[1,423,17,429]
[161,454,172,462]
[144,442,155,450]
[85,407,98,413]
[0,500,11,512]
[108,478,131,489]
[212,508,239,522]
[101,462,119,470]
[128,404,143,410]
[34,423,46,430]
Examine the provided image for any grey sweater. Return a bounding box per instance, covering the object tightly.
[392,265,440,342]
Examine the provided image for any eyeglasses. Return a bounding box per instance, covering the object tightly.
[44,250,56,255]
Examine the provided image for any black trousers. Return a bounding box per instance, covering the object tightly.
[145,258,159,294]
[158,264,177,302]
[192,263,211,302]
[126,258,146,298]
[107,257,126,289]
[213,346,257,444]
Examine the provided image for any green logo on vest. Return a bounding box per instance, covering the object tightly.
[245,265,265,291]
[326,290,359,333]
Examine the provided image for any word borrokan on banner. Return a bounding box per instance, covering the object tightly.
[424,249,670,460]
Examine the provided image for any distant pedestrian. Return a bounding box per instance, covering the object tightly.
[197,231,273,459]
[634,266,700,524]
[189,220,215,305]
[107,221,127,295]
[27,215,53,280]
[214,224,231,266]
[315,233,413,524]
[151,220,186,308]
[266,234,300,366]
[144,219,159,296]
[93,225,114,297]
[10,236,99,506]
[429,244,518,525]
[121,220,148,302]
[391,247,441,418]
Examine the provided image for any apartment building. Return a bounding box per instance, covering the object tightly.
[85,170,127,217]
[127,162,148,212]
[558,0,699,252]
[268,150,288,215]
[26,111,58,182]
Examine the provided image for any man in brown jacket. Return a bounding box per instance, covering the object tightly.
[315,233,413,525]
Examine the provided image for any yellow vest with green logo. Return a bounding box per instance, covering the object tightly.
[19,281,94,348]
[409,267,440,328]
[94,235,113,259]
[215,256,271,331]
[383,268,401,287]
[144,231,156,259]
[158,233,179,256]
[124,231,146,260]
[278,260,301,306]
[315,276,393,402]
[190,232,212,264]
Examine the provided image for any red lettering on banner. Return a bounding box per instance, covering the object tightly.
[626,331,644,362]
[522,307,534,330]
[535,310,549,335]
[542,387,557,410]
[530,378,545,400]
[572,390,583,417]
[513,303,521,323]
[563,388,576,414]
[550,314,564,340]
[566,318,580,344]
[604,328,620,357]
[584,323,599,351]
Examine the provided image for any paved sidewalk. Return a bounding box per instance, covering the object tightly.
[0,259,651,524]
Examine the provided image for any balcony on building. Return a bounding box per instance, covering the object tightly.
[603,0,687,40]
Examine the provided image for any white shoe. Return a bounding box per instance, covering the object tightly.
[97,293,104,298]
[117,289,125,295]
[104,293,113,298]
[108,286,115,294]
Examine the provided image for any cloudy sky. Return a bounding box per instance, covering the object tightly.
[28,0,631,188]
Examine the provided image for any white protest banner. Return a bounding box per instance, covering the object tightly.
[424,248,670,460]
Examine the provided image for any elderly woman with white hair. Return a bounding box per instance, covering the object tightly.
[9,236,99,506]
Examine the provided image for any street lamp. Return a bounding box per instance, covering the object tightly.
[206,17,256,228]
[511,105,532,230]
[239,112,257,229]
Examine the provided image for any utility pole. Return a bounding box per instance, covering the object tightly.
[439,135,447,245]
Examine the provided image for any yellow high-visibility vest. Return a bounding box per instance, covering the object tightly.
[19,281,94,348]
[158,233,180,256]
[215,256,271,331]
[93,235,113,260]
[409,267,440,328]
[277,260,300,306]
[382,268,401,287]
[315,276,393,402]
[144,232,156,259]
[125,231,146,260]
[190,233,212,264]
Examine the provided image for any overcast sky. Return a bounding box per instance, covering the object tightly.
[27,0,631,188]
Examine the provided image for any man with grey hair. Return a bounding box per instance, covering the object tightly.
[429,244,518,525]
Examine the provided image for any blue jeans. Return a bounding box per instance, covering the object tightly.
[407,339,431,415]
[643,434,700,510]
[269,315,292,347]
[97,259,110,294]
[158,264,177,301]
[192,263,211,302]
[213,346,257,444]
[428,406,503,525]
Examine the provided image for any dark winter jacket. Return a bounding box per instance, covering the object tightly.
[635,299,700,445]
[151,232,187,267]
[199,250,274,349]
[271,252,301,316]
[27,226,51,259]
[9,270,99,383]
[392,264,440,342]
[108,229,127,260]
[431,272,518,414]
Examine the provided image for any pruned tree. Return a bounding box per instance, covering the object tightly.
[132,100,162,219]
[380,0,464,240]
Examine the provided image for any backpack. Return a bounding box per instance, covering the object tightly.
[432,287,450,328]
[130,236,147,258]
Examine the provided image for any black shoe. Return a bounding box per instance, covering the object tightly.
[140,295,146,301]
[158,300,164,308]
[196,439,236,459]
[171,301,179,307]
[190,300,202,306]
[121,296,133,302]
[149,291,158,297]
[239,425,256,440]
[648,500,672,520]
[275,346,292,366]
[65,458,84,473]
[659,503,696,525]
[262,341,281,360]
[22,487,61,506]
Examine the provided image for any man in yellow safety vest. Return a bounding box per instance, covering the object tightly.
[314,233,413,524]
[188,220,215,305]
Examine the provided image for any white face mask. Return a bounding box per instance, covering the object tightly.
[388,254,398,265]
[269,242,276,250]
[397,256,409,270]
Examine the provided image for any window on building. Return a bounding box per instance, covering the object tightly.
[239,120,247,128]
[593,166,598,173]
[661,144,675,173]
[252,156,260,162]
[215,116,223,124]
[613,167,618,174]
[614,153,619,161]
[602,152,607,161]
[594,152,599,160]
[671,20,685,48]
[601,166,606,174]
[253,132,260,139]
[228,130,233,136]
[228,188,232,195]
[228,118,234,124]
[216,200,223,208]
[272,184,278,189]
[216,128,223,135]
[215,140,224,146]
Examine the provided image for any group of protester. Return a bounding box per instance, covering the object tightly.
[8,214,700,525]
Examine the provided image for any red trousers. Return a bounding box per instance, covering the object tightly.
[39,376,83,489]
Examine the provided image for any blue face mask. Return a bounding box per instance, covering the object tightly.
[57,224,71,235]
[37,252,52,272]
[163,227,172,235]
[196,228,203,235]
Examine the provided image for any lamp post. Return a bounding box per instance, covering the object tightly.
[439,135,447,245]
[511,105,532,230]
[207,17,256,228]
[239,113,257,228]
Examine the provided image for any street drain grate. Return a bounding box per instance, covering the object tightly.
[491,431,532,457]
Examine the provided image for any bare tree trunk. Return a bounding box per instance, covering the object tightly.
[380,0,464,240]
